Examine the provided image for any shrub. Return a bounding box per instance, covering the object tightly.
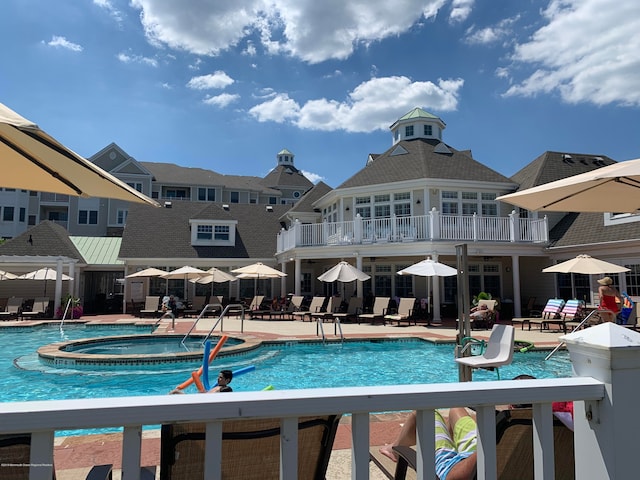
[56,295,83,319]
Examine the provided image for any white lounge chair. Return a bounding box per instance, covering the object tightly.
[456,324,515,379]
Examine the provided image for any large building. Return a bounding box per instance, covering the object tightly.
[2,108,639,319]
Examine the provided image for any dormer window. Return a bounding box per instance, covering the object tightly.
[190,219,237,246]
[424,125,432,136]
[405,125,414,137]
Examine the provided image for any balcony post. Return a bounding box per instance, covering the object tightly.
[294,219,301,246]
[473,213,478,240]
[430,207,440,240]
[508,210,518,242]
[354,214,362,243]
[323,220,328,245]
[543,215,549,242]
[562,324,640,479]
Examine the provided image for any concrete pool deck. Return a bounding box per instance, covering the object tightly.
[1,313,571,479]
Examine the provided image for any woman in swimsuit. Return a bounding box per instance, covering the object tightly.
[597,276,621,323]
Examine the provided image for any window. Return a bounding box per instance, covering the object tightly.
[126,182,143,192]
[442,191,459,215]
[28,215,36,225]
[405,125,414,137]
[269,197,277,204]
[293,191,301,198]
[625,265,640,296]
[2,206,14,221]
[424,124,432,136]
[214,225,229,240]
[197,225,213,240]
[394,203,411,216]
[198,188,215,201]
[78,210,98,224]
[375,204,391,218]
[230,192,239,203]
[19,208,25,222]
[356,206,371,218]
[117,209,128,225]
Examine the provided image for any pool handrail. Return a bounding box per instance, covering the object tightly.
[182,303,246,345]
[151,311,175,332]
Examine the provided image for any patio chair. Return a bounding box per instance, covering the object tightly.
[291,296,327,322]
[332,296,363,323]
[527,298,566,331]
[544,299,584,334]
[470,299,498,330]
[139,296,161,318]
[384,297,416,326]
[21,297,50,320]
[0,433,112,480]
[99,415,341,480]
[374,408,574,480]
[456,324,515,379]
[0,297,23,320]
[311,295,341,322]
[357,297,390,325]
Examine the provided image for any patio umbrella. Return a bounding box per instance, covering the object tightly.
[0,269,17,280]
[161,266,209,302]
[542,255,630,274]
[397,259,457,320]
[190,267,238,296]
[232,262,286,297]
[318,261,370,298]
[17,267,73,295]
[496,157,640,213]
[125,267,167,278]
[0,102,159,206]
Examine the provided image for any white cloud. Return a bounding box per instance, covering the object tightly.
[249,75,464,132]
[203,93,241,107]
[464,16,519,45]
[129,0,452,63]
[300,170,324,184]
[117,52,158,67]
[450,0,474,24]
[504,0,640,106]
[187,71,235,90]
[46,36,83,52]
[93,0,124,23]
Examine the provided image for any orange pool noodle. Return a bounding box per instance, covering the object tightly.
[174,335,229,391]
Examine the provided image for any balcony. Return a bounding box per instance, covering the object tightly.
[277,210,548,253]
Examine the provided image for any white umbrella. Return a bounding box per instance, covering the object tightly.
[0,269,17,280]
[125,267,167,278]
[17,267,73,295]
[232,262,286,297]
[318,261,370,298]
[161,266,209,302]
[190,267,238,296]
[0,102,159,206]
[496,157,640,213]
[397,259,457,322]
[542,255,630,274]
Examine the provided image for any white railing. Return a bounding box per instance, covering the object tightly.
[0,377,604,480]
[277,210,548,253]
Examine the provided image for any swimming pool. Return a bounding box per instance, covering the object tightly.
[3,324,573,404]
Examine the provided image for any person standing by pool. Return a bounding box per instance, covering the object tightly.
[597,276,621,323]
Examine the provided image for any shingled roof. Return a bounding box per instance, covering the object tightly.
[337,138,512,189]
[286,181,332,214]
[119,202,290,260]
[0,221,85,260]
[260,165,314,190]
[549,212,640,248]
[510,151,616,190]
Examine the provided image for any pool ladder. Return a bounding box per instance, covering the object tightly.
[151,312,175,332]
[181,303,246,345]
[316,317,344,344]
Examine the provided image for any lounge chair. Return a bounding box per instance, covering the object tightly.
[332,296,363,323]
[357,297,390,325]
[384,297,416,326]
[544,299,584,333]
[470,299,498,330]
[456,324,515,378]
[0,433,112,480]
[291,296,326,322]
[311,295,341,322]
[513,298,565,331]
[373,408,574,480]
[0,297,23,320]
[98,415,341,480]
[21,297,49,320]
[139,295,162,318]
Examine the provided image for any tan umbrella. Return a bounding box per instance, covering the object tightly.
[125,267,167,278]
[0,269,17,280]
[161,266,209,301]
[232,262,286,297]
[496,157,640,213]
[542,255,630,274]
[318,261,370,298]
[190,267,238,296]
[0,102,159,206]
[17,267,73,295]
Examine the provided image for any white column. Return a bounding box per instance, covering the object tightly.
[356,254,363,298]
[54,258,63,315]
[431,254,442,323]
[295,258,302,296]
[511,255,521,317]
[280,261,287,297]
[564,323,640,479]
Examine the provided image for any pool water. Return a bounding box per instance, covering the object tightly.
[3,325,573,404]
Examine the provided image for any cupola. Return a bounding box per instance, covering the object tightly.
[389,107,446,145]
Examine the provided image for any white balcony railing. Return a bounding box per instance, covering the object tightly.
[277,209,548,253]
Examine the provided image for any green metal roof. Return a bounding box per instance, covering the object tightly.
[398,107,440,121]
[70,236,123,265]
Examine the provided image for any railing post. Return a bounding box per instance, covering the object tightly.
[323,220,328,245]
[509,210,518,242]
[430,207,440,240]
[543,215,549,242]
[563,324,640,479]
[294,219,301,246]
[472,212,478,241]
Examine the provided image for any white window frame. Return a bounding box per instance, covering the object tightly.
[78,209,98,225]
[117,209,128,225]
[189,219,237,246]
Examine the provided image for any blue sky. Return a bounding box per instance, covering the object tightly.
[2,0,639,187]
